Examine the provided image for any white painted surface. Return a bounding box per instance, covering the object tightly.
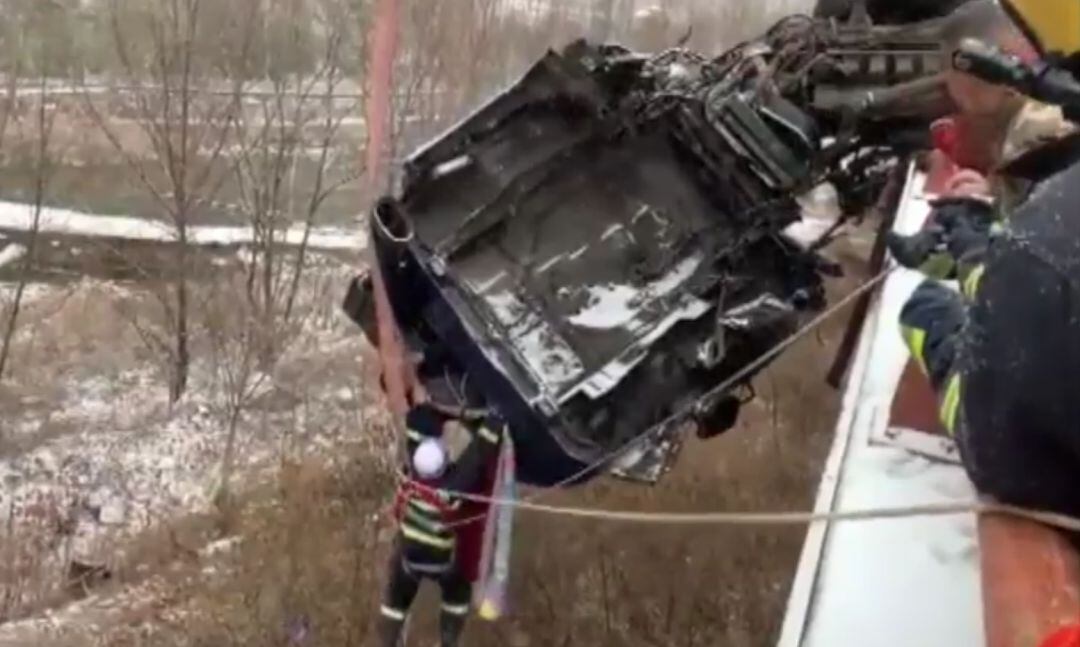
[780,168,985,647]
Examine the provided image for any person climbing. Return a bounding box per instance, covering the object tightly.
[379,406,505,647]
[892,0,1080,519]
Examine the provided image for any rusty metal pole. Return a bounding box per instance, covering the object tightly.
[365,0,401,195]
[364,0,414,416]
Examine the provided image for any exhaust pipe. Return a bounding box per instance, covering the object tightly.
[369,196,422,331]
[371,197,416,284]
[372,197,414,248]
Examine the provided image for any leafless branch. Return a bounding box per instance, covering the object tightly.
[0,66,57,382]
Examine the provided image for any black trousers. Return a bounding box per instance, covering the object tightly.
[382,541,472,621]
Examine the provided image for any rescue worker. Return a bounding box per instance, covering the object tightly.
[887,0,1075,275]
[379,406,505,647]
[893,0,1080,519]
[939,0,1074,207]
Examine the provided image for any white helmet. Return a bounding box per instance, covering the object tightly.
[412,438,448,480]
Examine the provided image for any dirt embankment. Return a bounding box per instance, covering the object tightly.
[87,266,865,647]
[0,257,386,643]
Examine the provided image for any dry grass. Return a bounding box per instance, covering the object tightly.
[0,260,376,634]
[0,195,864,647]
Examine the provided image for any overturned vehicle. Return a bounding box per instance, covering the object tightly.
[347,16,952,486]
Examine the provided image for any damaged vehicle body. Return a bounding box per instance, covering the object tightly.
[347,16,952,486]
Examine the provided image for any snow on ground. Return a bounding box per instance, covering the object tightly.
[0,280,55,309]
[0,244,26,270]
[0,318,366,554]
[0,200,367,252]
[0,261,391,632]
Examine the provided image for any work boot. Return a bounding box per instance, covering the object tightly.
[439,611,467,647]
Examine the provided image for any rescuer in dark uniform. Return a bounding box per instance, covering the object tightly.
[892,0,1080,518]
[379,405,504,647]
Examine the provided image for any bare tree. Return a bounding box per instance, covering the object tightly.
[230,0,362,360]
[85,0,247,404]
[0,3,70,618]
[0,1,22,159]
[200,272,268,511]
[0,2,65,384]
[391,0,518,157]
[0,78,55,383]
[205,0,363,506]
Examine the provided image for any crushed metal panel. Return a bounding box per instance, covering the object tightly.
[609,424,685,484]
[361,25,951,483]
[383,41,830,478]
[418,128,724,405]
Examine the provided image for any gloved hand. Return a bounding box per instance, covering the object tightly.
[478,409,508,445]
[886,196,996,281]
[934,196,995,280]
[886,225,951,278]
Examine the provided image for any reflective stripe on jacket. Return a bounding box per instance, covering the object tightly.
[395,479,461,570]
[899,279,967,435]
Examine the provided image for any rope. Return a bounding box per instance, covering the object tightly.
[443,267,898,530]
[424,482,1080,534]
[417,265,1080,537]
[542,265,896,488]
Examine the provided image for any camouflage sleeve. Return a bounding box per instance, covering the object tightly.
[999,101,1077,170]
[995,101,1077,211]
